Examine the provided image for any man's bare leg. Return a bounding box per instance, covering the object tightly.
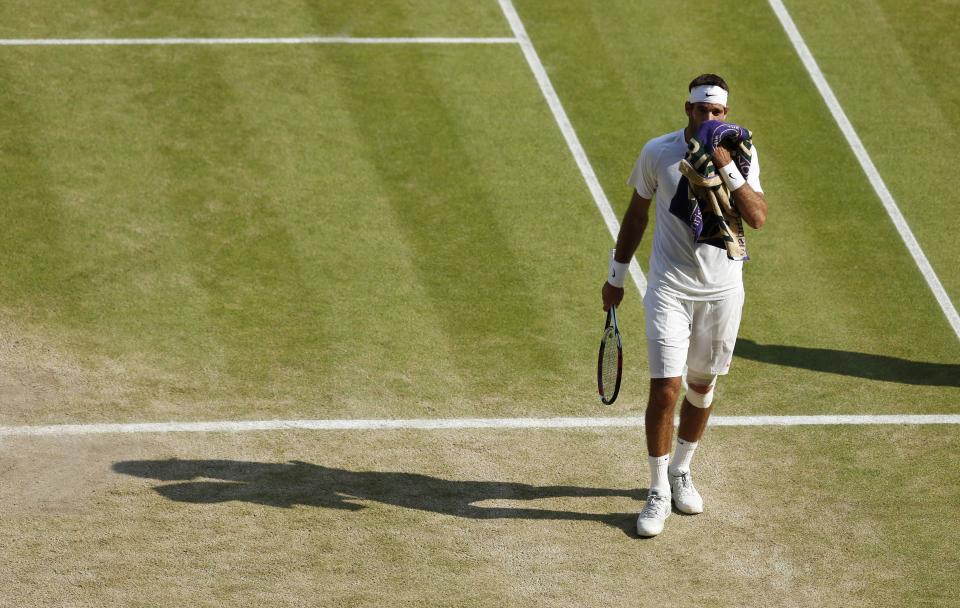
[643,378,681,493]
[636,377,682,536]
[677,382,714,442]
[668,381,714,515]
[645,377,682,456]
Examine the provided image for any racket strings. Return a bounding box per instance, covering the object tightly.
[599,330,620,396]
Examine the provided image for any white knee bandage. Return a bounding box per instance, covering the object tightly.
[685,371,717,409]
[685,386,714,408]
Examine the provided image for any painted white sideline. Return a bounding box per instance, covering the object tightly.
[496,0,646,297]
[0,36,518,46]
[768,0,960,341]
[1,415,957,437]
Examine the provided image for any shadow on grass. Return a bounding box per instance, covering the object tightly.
[736,339,960,387]
[112,459,643,537]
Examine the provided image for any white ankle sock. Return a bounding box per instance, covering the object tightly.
[648,454,670,494]
[669,437,699,476]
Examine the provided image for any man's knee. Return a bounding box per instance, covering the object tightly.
[685,370,717,408]
[649,377,681,409]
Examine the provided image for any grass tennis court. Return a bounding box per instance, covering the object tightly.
[3,426,959,606]
[1,0,958,605]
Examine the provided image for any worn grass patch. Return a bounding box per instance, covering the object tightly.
[1,426,957,606]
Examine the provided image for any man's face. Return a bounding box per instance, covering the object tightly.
[685,101,728,132]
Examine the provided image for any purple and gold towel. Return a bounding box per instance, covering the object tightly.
[669,120,753,261]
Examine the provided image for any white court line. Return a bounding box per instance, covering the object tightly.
[1,415,957,437]
[496,0,646,297]
[0,36,518,46]
[769,0,960,341]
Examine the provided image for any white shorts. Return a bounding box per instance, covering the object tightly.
[644,286,744,378]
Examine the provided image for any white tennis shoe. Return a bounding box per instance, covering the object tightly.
[669,470,704,514]
[636,490,671,537]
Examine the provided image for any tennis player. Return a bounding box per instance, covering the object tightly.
[601,74,768,537]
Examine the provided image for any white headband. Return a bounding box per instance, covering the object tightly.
[688,84,728,106]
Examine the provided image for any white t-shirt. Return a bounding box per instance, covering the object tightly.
[628,128,763,300]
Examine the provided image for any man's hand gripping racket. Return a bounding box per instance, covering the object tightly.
[597,303,623,405]
[598,249,627,405]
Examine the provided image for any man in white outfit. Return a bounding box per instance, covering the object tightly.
[601,74,768,537]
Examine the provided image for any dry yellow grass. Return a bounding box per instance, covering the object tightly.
[1,425,956,607]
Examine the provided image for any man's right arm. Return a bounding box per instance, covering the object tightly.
[602,190,651,311]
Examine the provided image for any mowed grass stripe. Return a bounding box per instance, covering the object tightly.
[0,0,511,40]
[0,42,624,426]
[768,0,959,340]
[0,48,230,423]
[498,0,646,296]
[2,1,956,428]
[777,0,960,311]
[309,42,639,409]
[511,0,960,414]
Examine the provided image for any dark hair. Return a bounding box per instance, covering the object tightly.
[688,74,729,92]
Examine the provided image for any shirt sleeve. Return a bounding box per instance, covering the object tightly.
[747,145,763,193]
[627,141,657,199]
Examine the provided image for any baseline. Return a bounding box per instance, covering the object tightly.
[1,414,957,437]
[768,0,960,341]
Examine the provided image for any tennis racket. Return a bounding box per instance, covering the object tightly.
[597,304,622,405]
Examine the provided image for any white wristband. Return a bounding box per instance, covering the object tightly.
[719,161,746,191]
[607,260,628,288]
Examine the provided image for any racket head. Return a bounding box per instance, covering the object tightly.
[597,306,623,405]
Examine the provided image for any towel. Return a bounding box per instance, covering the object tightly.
[669,120,753,261]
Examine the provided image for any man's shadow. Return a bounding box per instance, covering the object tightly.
[113,459,644,536]
[736,339,960,387]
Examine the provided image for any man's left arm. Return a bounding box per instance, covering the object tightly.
[712,146,767,229]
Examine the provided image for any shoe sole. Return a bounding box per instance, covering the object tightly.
[636,513,669,537]
[672,498,703,515]
[636,523,664,537]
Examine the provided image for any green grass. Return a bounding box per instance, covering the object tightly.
[0,2,958,604]
[0,41,633,424]
[1,0,957,427]
[0,0,510,39]
[513,0,960,412]
[780,0,960,304]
